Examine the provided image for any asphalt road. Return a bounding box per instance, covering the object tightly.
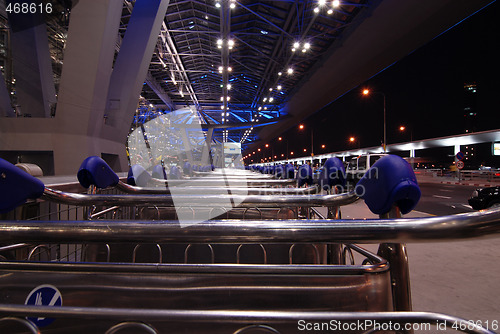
[413,182,478,216]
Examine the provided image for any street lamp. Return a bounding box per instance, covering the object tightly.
[363,89,386,152]
[278,136,289,160]
[349,136,360,149]
[299,124,314,156]
[399,125,413,142]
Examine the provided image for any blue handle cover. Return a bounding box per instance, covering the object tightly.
[355,155,421,215]
[319,157,346,190]
[127,165,151,187]
[275,164,284,178]
[296,164,313,187]
[152,165,167,180]
[183,162,192,176]
[0,158,45,213]
[169,166,181,179]
[284,163,295,179]
[77,156,119,189]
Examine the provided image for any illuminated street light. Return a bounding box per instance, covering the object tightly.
[399,125,413,142]
[299,124,314,156]
[362,88,386,152]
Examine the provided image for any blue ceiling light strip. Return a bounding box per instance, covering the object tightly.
[230,112,247,123]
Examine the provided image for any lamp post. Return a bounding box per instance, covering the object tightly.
[278,136,289,160]
[363,89,386,152]
[299,124,313,157]
[400,125,415,168]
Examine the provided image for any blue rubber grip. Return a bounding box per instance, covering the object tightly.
[0,158,45,213]
[319,157,346,190]
[152,165,167,180]
[169,165,181,179]
[285,163,295,179]
[127,165,151,187]
[275,164,284,178]
[297,164,313,187]
[355,155,421,215]
[77,156,119,189]
[183,162,192,176]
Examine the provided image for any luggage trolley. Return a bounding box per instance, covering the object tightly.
[0,156,499,333]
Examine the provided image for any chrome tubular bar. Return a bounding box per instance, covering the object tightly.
[42,188,358,208]
[150,177,297,187]
[116,181,319,195]
[1,207,499,244]
[0,305,494,334]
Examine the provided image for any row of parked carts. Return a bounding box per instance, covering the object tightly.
[0,155,500,333]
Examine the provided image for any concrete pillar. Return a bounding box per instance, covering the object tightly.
[201,128,214,165]
[104,0,170,141]
[52,0,123,174]
[179,128,195,165]
[7,6,56,117]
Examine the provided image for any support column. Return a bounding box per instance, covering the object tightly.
[0,72,13,117]
[179,128,195,165]
[201,128,214,165]
[7,4,56,117]
[104,0,170,141]
[54,0,123,174]
[454,144,461,180]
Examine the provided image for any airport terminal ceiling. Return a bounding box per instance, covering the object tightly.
[1,0,495,152]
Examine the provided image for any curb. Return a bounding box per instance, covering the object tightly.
[439,181,499,188]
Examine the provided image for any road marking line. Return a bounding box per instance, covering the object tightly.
[462,204,473,209]
[432,195,451,199]
[439,189,453,192]
[408,210,435,217]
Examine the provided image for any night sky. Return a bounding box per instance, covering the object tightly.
[273,1,498,159]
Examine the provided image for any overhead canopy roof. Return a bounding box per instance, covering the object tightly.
[41,0,495,150]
